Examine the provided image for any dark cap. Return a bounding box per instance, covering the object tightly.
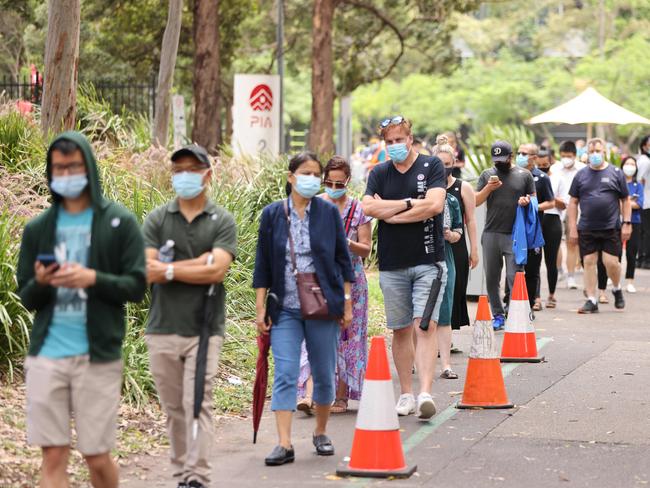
[171,144,210,167]
[491,140,512,163]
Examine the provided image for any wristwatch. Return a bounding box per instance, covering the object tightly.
[344,293,352,301]
[623,221,632,225]
[165,264,174,281]
[405,198,413,210]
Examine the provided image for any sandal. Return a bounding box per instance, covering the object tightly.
[296,398,314,415]
[546,296,556,309]
[330,398,348,414]
[440,369,459,380]
[532,298,543,311]
[599,293,609,304]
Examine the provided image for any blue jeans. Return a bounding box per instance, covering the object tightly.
[270,308,340,411]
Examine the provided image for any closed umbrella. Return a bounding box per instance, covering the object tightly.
[252,292,278,444]
[419,262,445,331]
[192,255,216,440]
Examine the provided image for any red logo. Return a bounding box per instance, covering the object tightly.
[249,84,273,111]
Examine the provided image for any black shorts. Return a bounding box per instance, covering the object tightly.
[578,229,621,258]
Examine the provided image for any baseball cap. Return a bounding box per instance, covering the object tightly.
[171,144,210,167]
[491,140,512,163]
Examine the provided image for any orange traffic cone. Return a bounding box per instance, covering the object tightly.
[457,296,513,409]
[501,272,544,363]
[336,336,416,479]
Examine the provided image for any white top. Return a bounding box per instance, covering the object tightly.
[549,160,586,221]
[636,153,650,209]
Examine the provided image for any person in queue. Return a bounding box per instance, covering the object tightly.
[621,156,644,293]
[253,152,354,466]
[143,144,237,488]
[16,132,146,488]
[475,141,535,330]
[296,156,372,414]
[362,116,446,419]
[568,138,631,314]
[516,143,554,313]
[431,136,463,379]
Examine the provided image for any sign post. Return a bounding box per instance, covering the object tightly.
[232,74,281,157]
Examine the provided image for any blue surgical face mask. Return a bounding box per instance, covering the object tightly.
[387,143,409,163]
[588,153,604,168]
[577,147,586,158]
[294,174,321,199]
[515,154,529,167]
[50,174,88,199]
[325,187,347,200]
[172,171,206,200]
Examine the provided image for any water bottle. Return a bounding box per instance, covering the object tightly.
[158,239,175,263]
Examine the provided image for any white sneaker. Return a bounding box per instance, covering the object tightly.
[416,393,436,420]
[626,283,637,294]
[395,393,416,416]
[567,276,578,289]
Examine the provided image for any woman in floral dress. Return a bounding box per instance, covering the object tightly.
[297,156,372,414]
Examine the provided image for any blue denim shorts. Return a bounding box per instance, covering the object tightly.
[379,262,448,330]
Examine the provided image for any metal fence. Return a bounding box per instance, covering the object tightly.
[0,73,157,118]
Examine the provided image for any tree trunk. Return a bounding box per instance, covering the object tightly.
[191,0,221,154]
[153,0,184,147]
[308,0,337,155]
[41,0,81,135]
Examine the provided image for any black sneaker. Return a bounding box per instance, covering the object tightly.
[613,289,625,309]
[177,483,188,488]
[578,300,598,314]
[265,445,295,466]
[188,481,205,488]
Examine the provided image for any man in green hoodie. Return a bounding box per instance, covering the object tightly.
[17,131,146,487]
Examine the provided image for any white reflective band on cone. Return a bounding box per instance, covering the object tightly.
[505,299,535,333]
[355,380,400,431]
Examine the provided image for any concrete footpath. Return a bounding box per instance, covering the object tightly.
[125,269,650,487]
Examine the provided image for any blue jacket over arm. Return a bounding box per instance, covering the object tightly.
[253,197,355,323]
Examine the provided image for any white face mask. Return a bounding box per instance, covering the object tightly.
[561,157,575,168]
[623,165,636,177]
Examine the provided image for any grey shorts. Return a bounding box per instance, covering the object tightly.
[379,262,448,330]
[25,355,123,455]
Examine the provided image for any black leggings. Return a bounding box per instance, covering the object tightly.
[626,223,641,279]
[525,249,542,308]
[542,214,562,295]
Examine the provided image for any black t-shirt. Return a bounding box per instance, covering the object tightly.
[365,154,446,270]
[531,167,554,215]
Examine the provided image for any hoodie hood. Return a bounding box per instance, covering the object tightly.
[46,131,108,209]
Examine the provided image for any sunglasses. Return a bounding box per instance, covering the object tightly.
[379,116,405,128]
[323,179,348,189]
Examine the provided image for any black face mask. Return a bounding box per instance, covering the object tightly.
[445,167,454,178]
[538,166,550,174]
[495,162,511,172]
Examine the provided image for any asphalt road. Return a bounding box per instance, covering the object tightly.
[125,267,650,488]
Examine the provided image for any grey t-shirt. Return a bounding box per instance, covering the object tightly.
[476,166,536,233]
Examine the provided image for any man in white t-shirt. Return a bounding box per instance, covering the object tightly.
[550,140,585,289]
[635,135,650,269]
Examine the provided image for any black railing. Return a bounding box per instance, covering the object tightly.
[0,73,157,118]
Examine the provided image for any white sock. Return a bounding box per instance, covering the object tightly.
[588,296,597,305]
[612,285,621,292]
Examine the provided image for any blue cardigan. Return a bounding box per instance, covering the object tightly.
[253,197,356,323]
[512,196,545,265]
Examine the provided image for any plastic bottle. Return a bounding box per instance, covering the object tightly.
[158,239,175,263]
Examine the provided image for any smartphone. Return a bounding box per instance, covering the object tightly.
[632,194,639,200]
[489,175,500,183]
[36,254,59,268]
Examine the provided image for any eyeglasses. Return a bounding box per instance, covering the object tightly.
[51,162,86,175]
[517,152,530,156]
[171,166,208,174]
[323,179,348,189]
[380,116,405,129]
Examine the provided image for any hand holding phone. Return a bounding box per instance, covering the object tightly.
[489,175,500,183]
[34,254,59,286]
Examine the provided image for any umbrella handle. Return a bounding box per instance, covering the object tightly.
[206,254,216,296]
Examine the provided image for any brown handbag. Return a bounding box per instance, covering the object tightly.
[284,200,333,320]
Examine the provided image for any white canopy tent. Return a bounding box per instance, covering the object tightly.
[528,87,650,138]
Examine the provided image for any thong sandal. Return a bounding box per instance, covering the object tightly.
[440,369,459,380]
[330,398,348,414]
[296,398,314,415]
[546,296,556,309]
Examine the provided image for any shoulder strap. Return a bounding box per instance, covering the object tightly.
[284,200,297,274]
[343,199,358,237]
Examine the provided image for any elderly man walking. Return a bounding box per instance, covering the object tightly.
[568,138,631,313]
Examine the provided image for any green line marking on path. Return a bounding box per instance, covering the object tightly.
[402,336,553,454]
[344,336,553,486]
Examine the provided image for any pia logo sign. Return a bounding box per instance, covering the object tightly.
[250,84,273,111]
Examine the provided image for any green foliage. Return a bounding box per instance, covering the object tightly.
[463,124,535,177]
[0,111,45,172]
[0,212,32,382]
